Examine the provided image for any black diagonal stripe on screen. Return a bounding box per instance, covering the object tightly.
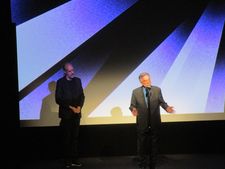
[81,0,209,117]
[18,0,137,100]
[215,17,225,65]
[19,55,69,100]
[19,0,208,103]
[213,2,225,64]
[18,31,114,100]
[11,0,70,25]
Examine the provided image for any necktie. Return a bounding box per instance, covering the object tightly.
[145,87,151,108]
[145,87,151,126]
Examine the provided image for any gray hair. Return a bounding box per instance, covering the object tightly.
[139,72,150,80]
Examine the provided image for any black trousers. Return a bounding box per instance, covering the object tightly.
[60,118,80,161]
[137,127,159,168]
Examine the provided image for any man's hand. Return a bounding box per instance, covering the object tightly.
[166,106,175,113]
[131,107,138,116]
[69,106,81,113]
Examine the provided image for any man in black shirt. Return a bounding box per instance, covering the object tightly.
[55,63,85,168]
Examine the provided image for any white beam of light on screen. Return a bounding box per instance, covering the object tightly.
[16,0,138,91]
[19,52,110,120]
[160,3,225,114]
[88,23,191,117]
[205,4,225,113]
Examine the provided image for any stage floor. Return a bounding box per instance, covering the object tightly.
[18,154,225,169]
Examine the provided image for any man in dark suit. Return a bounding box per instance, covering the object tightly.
[55,63,85,168]
[130,72,174,169]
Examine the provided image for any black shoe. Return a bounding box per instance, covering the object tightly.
[65,161,71,168]
[71,160,82,167]
[65,164,71,168]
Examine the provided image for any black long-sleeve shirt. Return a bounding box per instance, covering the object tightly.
[55,76,85,119]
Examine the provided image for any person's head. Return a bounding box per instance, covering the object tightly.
[63,62,75,80]
[139,72,151,87]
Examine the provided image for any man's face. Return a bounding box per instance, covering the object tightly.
[140,75,151,87]
[64,64,75,79]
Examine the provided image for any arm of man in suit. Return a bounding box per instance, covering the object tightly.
[166,106,174,113]
[131,107,138,116]
[129,91,138,116]
[158,88,175,113]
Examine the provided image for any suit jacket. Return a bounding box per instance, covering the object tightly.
[55,76,85,119]
[129,86,168,130]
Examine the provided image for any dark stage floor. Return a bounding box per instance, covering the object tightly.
[18,154,225,169]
